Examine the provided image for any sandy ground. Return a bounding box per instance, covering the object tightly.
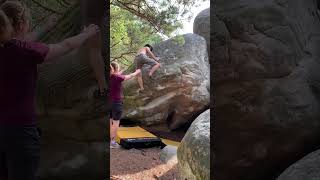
[110,147,179,180]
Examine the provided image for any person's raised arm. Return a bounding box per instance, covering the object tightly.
[124,69,141,80]
[146,47,159,61]
[44,24,99,63]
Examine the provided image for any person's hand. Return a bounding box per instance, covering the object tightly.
[82,24,100,38]
[136,69,141,74]
[44,15,58,31]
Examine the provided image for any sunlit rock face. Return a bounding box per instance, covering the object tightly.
[123,33,210,130]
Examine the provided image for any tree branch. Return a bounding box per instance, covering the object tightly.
[31,12,51,30]
[60,0,71,6]
[111,1,162,33]
[31,0,63,15]
[111,37,124,48]
[56,0,69,8]
[111,51,136,62]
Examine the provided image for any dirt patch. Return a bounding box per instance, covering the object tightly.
[110,147,179,180]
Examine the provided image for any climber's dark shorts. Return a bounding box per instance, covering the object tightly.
[0,126,40,180]
[134,53,158,69]
[110,101,123,121]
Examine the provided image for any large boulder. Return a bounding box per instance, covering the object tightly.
[276,149,320,180]
[213,0,320,179]
[37,49,108,180]
[123,33,210,130]
[38,141,106,180]
[37,51,108,177]
[160,145,178,164]
[194,8,210,56]
[177,109,210,180]
[35,2,108,179]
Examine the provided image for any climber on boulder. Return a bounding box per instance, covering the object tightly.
[109,62,141,148]
[134,44,161,92]
[0,1,100,179]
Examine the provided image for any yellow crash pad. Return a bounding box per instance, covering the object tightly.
[115,126,181,148]
[161,138,180,147]
[115,126,157,144]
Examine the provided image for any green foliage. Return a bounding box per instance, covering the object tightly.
[111,0,208,36]
[22,0,77,31]
[172,35,186,46]
[16,0,209,70]
[110,5,163,68]
[40,5,81,43]
[111,0,209,69]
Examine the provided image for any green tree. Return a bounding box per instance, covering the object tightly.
[111,0,208,68]
[2,0,209,68]
[23,0,77,31]
[110,5,162,67]
[111,0,207,35]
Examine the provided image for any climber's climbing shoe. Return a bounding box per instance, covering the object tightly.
[137,88,146,95]
[149,75,155,80]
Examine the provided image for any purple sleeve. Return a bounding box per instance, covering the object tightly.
[16,40,49,64]
[116,74,125,82]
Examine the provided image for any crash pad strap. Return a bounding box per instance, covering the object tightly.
[115,126,180,148]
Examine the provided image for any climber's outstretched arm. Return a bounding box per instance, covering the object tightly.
[124,69,141,80]
[44,24,99,63]
[146,47,159,61]
[87,33,107,91]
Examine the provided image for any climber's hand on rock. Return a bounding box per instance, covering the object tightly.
[83,24,100,38]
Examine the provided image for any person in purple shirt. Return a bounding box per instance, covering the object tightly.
[110,62,141,148]
[0,1,101,180]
